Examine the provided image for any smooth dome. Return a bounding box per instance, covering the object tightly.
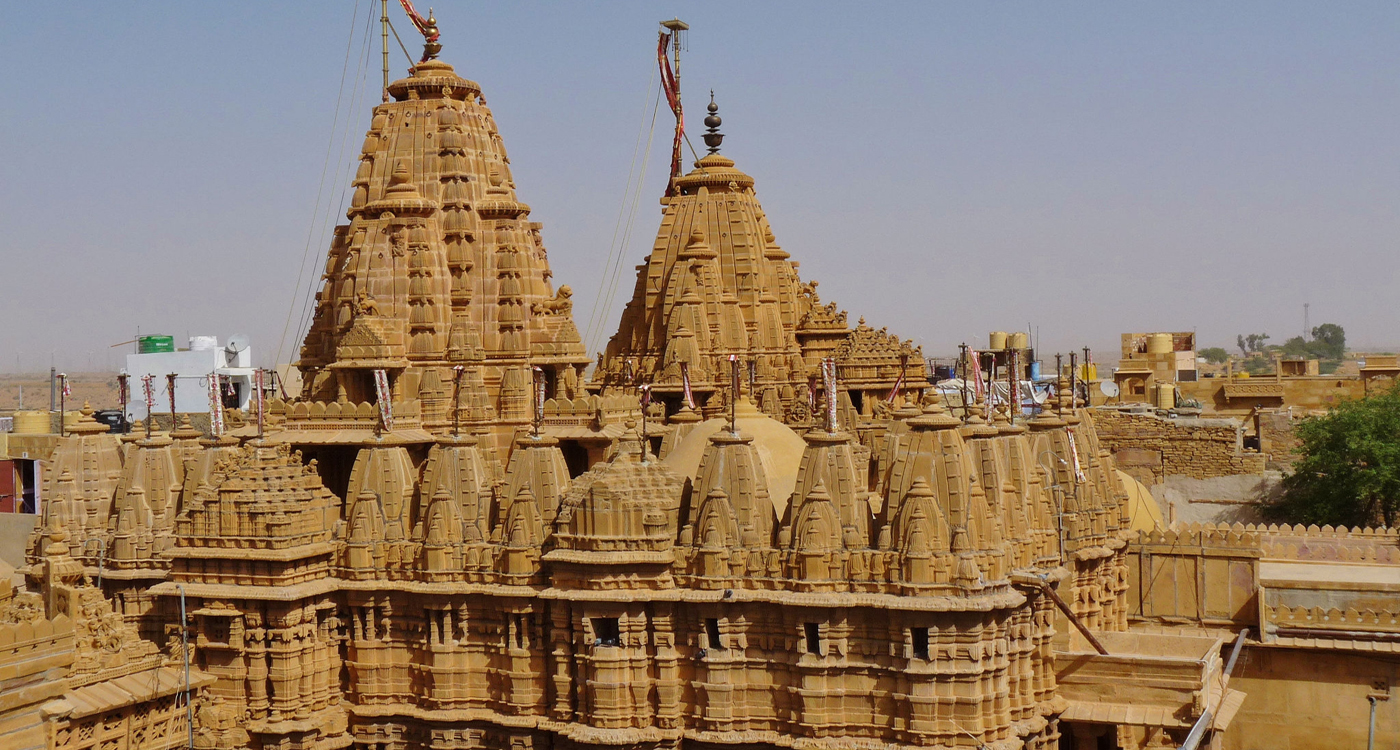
[1117,469,1164,532]
[663,398,807,517]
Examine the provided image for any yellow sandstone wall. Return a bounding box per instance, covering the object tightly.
[1227,648,1398,750]
[1130,523,1400,750]
[1092,408,1266,486]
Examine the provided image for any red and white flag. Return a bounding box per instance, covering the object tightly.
[532,366,547,427]
[1008,349,1020,417]
[208,375,225,436]
[886,368,905,404]
[823,357,838,432]
[142,374,156,416]
[254,369,267,430]
[373,369,393,431]
[680,362,696,409]
[1067,433,1088,484]
[967,348,985,401]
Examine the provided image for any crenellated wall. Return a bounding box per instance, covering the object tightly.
[1127,521,1400,749]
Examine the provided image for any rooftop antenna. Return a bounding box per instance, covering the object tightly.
[1303,302,1310,339]
[659,18,689,194]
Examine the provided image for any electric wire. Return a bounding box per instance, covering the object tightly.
[289,3,379,360]
[588,85,662,355]
[273,0,366,369]
[582,63,659,349]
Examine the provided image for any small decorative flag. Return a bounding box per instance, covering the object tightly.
[254,369,267,430]
[142,374,156,416]
[968,348,985,402]
[373,369,393,431]
[1067,433,1088,484]
[886,367,905,404]
[1008,349,1020,417]
[823,357,838,433]
[680,362,696,410]
[208,375,225,436]
[60,373,70,398]
[532,366,546,425]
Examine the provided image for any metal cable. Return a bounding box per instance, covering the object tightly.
[582,64,659,348]
[273,0,367,369]
[588,85,662,355]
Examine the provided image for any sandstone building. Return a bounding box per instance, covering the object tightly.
[3,12,1397,750]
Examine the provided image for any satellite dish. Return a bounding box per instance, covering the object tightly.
[225,334,250,355]
[1100,381,1120,398]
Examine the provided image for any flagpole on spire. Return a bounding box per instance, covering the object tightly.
[381,0,390,102]
[659,18,689,197]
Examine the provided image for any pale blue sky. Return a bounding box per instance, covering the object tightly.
[2,2,1398,371]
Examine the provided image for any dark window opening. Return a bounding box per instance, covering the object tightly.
[220,381,243,410]
[513,614,526,648]
[848,389,863,415]
[912,627,930,660]
[558,440,591,478]
[204,618,230,645]
[593,617,621,647]
[804,622,822,656]
[705,618,722,650]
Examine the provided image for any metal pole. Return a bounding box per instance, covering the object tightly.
[1179,629,1248,750]
[175,583,192,750]
[1368,695,1377,750]
[167,373,178,433]
[381,0,390,101]
[255,369,265,440]
[1054,354,1063,414]
[452,366,463,437]
[1036,578,1107,655]
[1083,346,1092,405]
[730,357,739,434]
[959,343,969,423]
[1069,353,1078,410]
[58,373,66,437]
[117,374,129,433]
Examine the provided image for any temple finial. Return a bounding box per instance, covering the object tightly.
[703,91,724,154]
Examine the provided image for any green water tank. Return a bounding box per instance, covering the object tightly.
[137,335,175,353]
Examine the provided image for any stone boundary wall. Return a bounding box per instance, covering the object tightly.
[1129,522,1400,626]
[1092,408,1266,484]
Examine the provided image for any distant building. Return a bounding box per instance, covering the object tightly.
[122,336,255,421]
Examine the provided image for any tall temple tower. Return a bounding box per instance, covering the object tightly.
[592,99,928,425]
[293,47,591,459]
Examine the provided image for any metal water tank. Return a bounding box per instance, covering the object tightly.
[1154,383,1176,410]
[137,335,175,353]
[12,410,51,434]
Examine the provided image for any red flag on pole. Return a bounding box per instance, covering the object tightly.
[680,362,695,410]
[659,31,684,192]
[208,375,225,436]
[823,358,838,433]
[373,369,393,432]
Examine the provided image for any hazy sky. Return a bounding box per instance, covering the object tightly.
[3,2,1398,372]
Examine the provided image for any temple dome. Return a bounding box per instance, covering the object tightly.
[663,398,806,516]
[1117,470,1163,532]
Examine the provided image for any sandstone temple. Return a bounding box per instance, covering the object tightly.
[2,11,1397,750]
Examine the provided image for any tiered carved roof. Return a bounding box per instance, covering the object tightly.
[292,58,588,446]
[595,149,928,425]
